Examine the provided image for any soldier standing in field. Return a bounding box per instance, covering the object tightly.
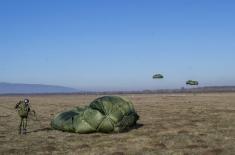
[15,99,31,135]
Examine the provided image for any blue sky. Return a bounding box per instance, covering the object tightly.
[0,0,235,91]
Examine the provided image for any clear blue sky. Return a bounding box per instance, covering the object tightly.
[0,0,235,91]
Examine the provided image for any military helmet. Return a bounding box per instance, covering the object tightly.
[24,99,29,103]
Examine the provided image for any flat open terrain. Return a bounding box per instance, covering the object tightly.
[0,93,235,155]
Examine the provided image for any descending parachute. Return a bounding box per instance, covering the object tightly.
[186,80,199,85]
[51,96,139,133]
[152,74,164,79]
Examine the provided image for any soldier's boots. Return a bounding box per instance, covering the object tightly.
[18,128,27,135]
[23,129,27,135]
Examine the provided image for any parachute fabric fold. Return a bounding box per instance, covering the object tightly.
[51,96,139,133]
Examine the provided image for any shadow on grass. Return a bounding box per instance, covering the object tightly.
[120,123,144,133]
[133,123,144,129]
[28,127,53,133]
[27,123,143,134]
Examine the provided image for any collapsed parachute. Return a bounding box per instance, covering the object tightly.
[152,74,164,79]
[186,80,199,85]
[51,96,139,133]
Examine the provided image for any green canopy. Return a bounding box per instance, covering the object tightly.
[152,74,164,79]
[186,80,199,85]
[51,96,139,133]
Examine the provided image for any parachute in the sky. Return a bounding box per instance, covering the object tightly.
[51,96,139,133]
[186,80,199,85]
[152,74,164,79]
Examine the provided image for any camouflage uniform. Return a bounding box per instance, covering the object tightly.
[15,99,31,135]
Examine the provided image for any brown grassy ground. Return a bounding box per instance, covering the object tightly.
[0,93,235,155]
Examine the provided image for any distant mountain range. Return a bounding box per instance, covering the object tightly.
[1,82,235,95]
[0,82,78,94]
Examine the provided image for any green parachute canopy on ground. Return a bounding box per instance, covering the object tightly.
[186,80,199,85]
[152,74,164,79]
[51,96,139,133]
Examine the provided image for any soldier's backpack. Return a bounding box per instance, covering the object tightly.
[17,101,30,117]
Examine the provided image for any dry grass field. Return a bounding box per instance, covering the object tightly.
[0,93,235,155]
